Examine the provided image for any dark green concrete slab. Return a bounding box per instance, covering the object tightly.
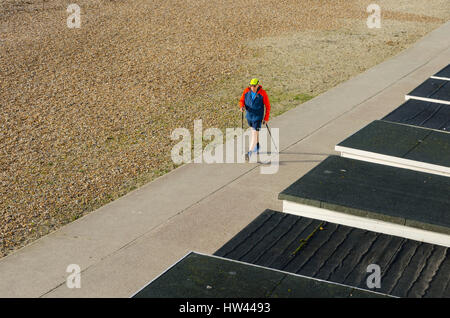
[278,156,450,234]
[405,130,450,167]
[215,210,450,298]
[133,252,387,298]
[270,273,387,298]
[382,99,450,132]
[336,120,450,169]
[337,120,430,157]
[407,78,450,102]
[432,64,450,79]
[133,252,283,298]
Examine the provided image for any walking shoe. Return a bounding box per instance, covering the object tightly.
[245,151,252,162]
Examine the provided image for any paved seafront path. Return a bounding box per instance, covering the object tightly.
[1,22,450,297]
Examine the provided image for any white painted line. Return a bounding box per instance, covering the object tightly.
[282,200,450,248]
[334,145,450,177]
[405,95,450,105]
[430,75,450,81]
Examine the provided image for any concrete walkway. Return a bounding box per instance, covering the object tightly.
[1,21,450,298]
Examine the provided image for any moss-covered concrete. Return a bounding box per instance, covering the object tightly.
[407,78,450,101]
[134,252,390,298]
[278,156,450,235]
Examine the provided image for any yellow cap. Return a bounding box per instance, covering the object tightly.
[249,78,259,86]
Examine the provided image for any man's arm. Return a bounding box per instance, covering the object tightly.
[239,87,249,111]
[262,90,271,122]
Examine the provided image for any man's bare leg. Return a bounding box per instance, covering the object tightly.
[249,129,259,153]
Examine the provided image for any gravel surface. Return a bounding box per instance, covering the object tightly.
[0,0,449,258]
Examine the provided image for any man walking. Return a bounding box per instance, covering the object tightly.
[239,78,271,161]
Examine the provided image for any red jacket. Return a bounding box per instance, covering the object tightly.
[239,85,271,122]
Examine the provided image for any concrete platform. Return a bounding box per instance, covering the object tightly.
[215,210,450,298]
[405,78,450,105]
[278,156,450,247]
[431,64,450,81]
[0,21,449,297]
[132,252,389,298]
[382,99,450,132]
[335,120,450,177]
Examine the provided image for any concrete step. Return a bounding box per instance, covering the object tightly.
[382,99,450,132]
[431,64,450,81]
[406,78,450,105]
[278,156,450,247]
[215,209,450,298]
[335,120,450,177]
[133,251,390,298]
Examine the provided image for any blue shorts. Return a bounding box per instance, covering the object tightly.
[247,119,262,131]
